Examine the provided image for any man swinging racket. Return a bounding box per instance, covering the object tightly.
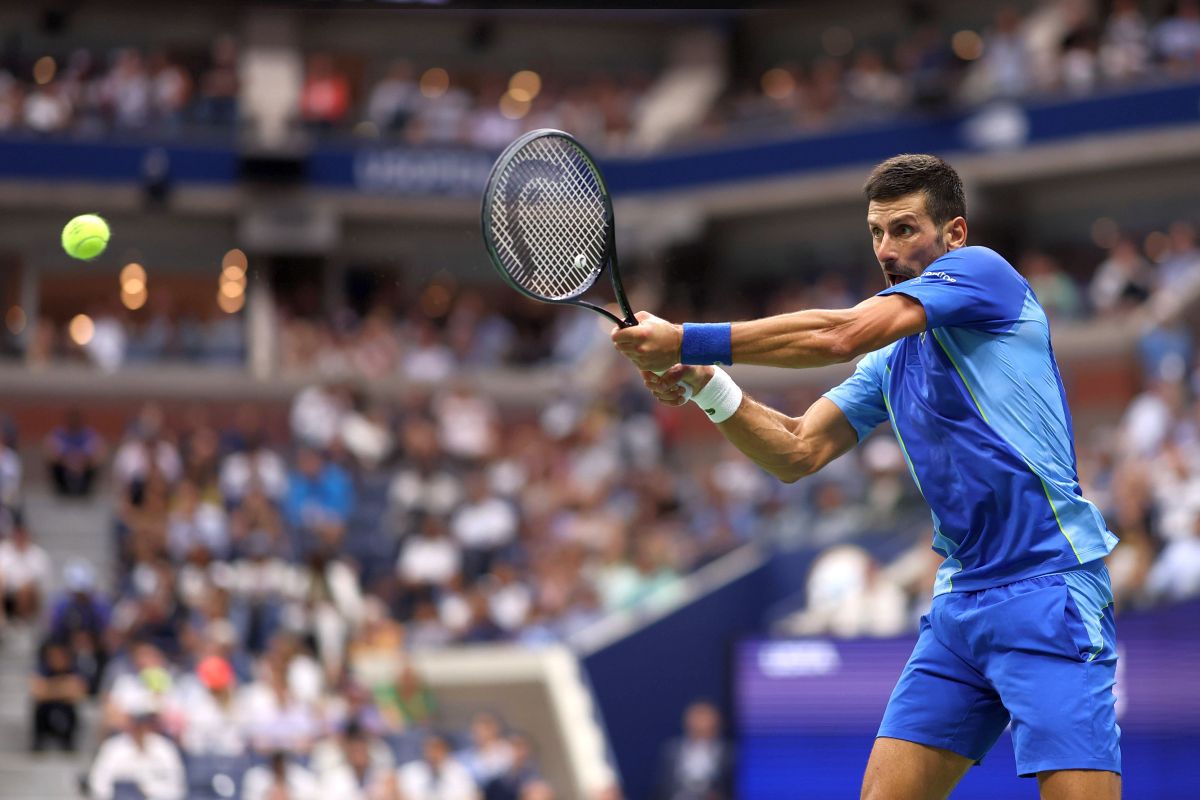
[612,155,1121,800]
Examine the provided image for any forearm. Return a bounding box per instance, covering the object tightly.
[711,394,813,483]
[730,308,855,368]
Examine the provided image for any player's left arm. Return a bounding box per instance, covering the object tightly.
[612,295,925,373]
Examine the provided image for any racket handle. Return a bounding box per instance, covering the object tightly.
[652,368,694,402]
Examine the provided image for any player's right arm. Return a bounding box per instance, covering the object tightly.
[643,366,864,483]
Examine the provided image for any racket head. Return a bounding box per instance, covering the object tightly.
[481,129,616,306]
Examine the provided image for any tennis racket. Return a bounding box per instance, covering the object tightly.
[481,128,691,400]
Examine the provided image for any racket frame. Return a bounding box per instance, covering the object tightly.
[481,128,639,329]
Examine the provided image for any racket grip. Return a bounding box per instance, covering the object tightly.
[652,368,694,402]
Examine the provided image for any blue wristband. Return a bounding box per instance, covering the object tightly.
[681,322,733,366]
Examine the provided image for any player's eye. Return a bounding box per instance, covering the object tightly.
[897,225,914,236]
[870,228,882,240]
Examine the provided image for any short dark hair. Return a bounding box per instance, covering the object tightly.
[864,154,966,225]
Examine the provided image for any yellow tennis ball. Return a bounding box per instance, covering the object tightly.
[61,214,110,260]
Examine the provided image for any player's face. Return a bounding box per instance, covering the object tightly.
[867,192,955,288]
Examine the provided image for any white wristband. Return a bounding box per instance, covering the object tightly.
[690,367,743,424]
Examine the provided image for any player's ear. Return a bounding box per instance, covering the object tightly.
[943,216,968,251]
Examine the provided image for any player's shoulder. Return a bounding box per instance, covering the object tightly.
[931,245,1022,281]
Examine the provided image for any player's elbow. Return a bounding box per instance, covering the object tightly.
[776,449,819,484]
[813,329,859,364]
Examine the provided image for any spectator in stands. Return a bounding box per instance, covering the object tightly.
[405,320,458,384]
[284,445,353,549]
[22,80,72,132]
[398,513,463,605]
[88,704,187,800]
[48,560,110,691]
[1158,219,1200,291]
[0,426,20,509]
[291,382,349,449]
[972,6,1032,100]
[398,732,480,800]
[313,721,396,798]
[1101,0,1152,82]
[302,53,352,131]
[197,34,238,127]
[484,732,541,800]
[167,478,229,562]
[460,711,516,787]
[367,60,420,135]
[780,544,908,638]
[1154,0,1200,71]
[29,638,87,752]
[113,404,183,501]
[221,427,288,506]
[45,407,104,497]
[242,750,319,800]
[101,640,176,735]
[0,510,50,624]
[1090,235,1156,314]
[653,701,734,800]
[1020,250,1084,320]
[389,417,463,525]
[452,470,518,582]
[176,655,246,756]
[290,547,365,677]
[239,656,321,756]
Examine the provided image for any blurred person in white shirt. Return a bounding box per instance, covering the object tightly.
[458,712,515,787]
[220,433,288,505]
[405,321,458,384]
[113,405,182,497]
[451,470,518,581]
[166,479,229,561]
[287,548,365,677]
[389,418,462,527]
[435,383,498,462]
[0,511,50,623]
[242,751,320,800]
[367,60,419,134]
[87,706,186,800]
[314,722,396,799]
[1101,0,1151,81]
[1157,220,1200,292]
[398,514,463,596]
[290,383,349,449]
[398,733,480,800]
[238,656,321,756]
[176,655,246,757]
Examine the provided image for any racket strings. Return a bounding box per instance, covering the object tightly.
[488,136,608,300]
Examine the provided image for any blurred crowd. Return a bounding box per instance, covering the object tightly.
[1,2,1199,148]
[709,0,1200,142]
[0,36,237,136]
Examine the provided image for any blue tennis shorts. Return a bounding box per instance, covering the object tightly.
[878,561,1121,777]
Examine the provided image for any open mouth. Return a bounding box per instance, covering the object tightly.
[885,272,910,287]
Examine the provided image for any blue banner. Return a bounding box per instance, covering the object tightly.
[1,80,1197,197]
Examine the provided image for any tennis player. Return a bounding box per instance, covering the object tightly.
[611,154,1121,800]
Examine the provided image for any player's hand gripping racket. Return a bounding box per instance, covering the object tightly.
[481,128,691,401]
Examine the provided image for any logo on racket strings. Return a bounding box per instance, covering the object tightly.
[573,254,588,272]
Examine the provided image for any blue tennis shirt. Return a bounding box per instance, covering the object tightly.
[824,246,1118,594]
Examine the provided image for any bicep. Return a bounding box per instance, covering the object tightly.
[793,397,861,473]
[842,294,926,357]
